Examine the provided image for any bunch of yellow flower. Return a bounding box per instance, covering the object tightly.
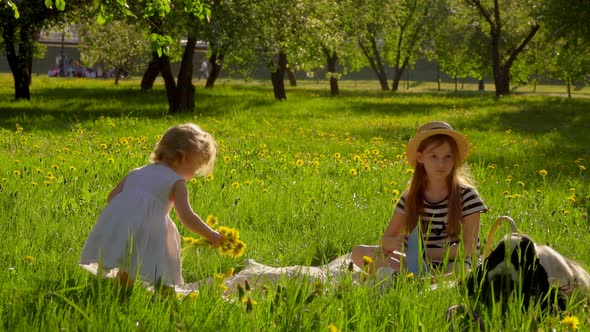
[217,226,246,258]
[182,214,246,258]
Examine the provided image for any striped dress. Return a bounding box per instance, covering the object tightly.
[394,186,487,266]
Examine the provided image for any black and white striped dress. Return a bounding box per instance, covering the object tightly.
[394,186,488,266]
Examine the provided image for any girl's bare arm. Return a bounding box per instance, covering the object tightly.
[171,180,222,246]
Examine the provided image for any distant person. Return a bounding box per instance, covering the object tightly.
[80,123,223,290]
[351,121,487,276]
[199,60,209,80]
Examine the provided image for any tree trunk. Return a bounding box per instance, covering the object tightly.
[567,79,571,98]
[270,52,287,100]
[391,67,404,92]
[3,23,33,101]
[437,64,441,92]
[174,34,197,113]
[114,68,120,85]
[358,39,389,91]
[454,77,458,93]
[156,54,178,113]
[391,58,409,92]
[205,51,224,88]
[493,66,511,97]
[141,57,160,90]
[478,79,485,91]
[326,50,339,97]
[286,67,297,86]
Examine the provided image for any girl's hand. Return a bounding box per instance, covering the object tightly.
[381,235,404,252]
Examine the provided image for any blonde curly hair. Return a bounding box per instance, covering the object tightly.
[150,123,216,176]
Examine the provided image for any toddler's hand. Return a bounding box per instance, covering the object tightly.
[209,231,223,248]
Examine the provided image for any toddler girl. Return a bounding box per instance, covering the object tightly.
[352,121,487,275]
[80,123,223,288]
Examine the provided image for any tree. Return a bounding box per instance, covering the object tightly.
[202,0,259,89]
[464,0,540,97]
[427,0,490,92]
[0,0,85,100]
[249,0,303,100]
[79,20,151,84]
[99,0,210,113]
[548,37,590,98]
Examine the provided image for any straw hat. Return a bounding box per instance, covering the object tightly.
[405,121,470,168]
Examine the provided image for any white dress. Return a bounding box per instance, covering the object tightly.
[80,163,185,286]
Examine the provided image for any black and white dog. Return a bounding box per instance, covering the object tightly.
[464,233,590,311]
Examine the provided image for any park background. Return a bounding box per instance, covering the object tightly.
[1,0,590,331]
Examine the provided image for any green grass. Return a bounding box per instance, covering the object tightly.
[1,74,589,331]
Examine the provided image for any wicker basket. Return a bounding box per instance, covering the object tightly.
[483,216,518,257]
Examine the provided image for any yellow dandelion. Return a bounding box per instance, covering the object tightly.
[296,159,305,167]
[488,164,497,170]
[561,315,579,331]
[119,138,129,145]
[328,324,341,332]
[579,165,586,171]
[232,182,240,189]
[505,178,512,184]
[218,283,228,292]
[405,169,414,174]
[406,272,414,279]
[242,296,257,312]
[69,166,77,172]
[206,174,214,181]
[76,128,84,135]
[189,178,198,184]
[224,156,231,162]
[333,152,341,158]
[567,195,577,203]
[362,164,370,172]
[31,182,38,187]
[517,181,525,187]
[25,255,34,263]
[13,170,21,177]
[188,292,199,300]
[107,158,114,164]
[51,164,59,170]
[205,214,218,227]
[362,256,373,266]
[539,169,548,177]
[392,189,400,197]
[372,149,379,155]
[503,191,510,196]
[353,155,361,161]
[349,168,358,176]
[259,143,267,149]
[98,143,108,150]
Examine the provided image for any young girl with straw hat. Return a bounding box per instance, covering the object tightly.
[351,121,487,275]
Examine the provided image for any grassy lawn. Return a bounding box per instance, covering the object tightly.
[1,74,589,331]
